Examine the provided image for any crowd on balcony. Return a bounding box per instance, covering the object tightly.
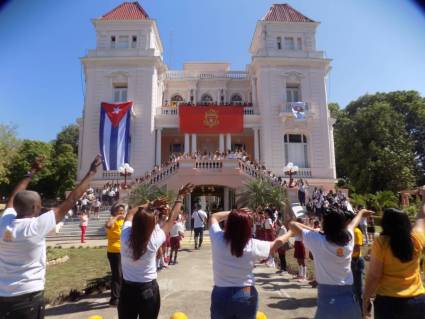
[133,149,287,188]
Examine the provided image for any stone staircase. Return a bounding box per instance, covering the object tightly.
[46,207,111,241]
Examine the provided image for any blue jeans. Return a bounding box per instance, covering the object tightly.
[374,294,425,319]
[315,284,361,319]
[211,286,258,319]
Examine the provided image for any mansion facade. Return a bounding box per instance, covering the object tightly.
[77,2,336,195]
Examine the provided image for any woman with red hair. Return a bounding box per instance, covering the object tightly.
[118,183,193,319]
[209,209,292,319]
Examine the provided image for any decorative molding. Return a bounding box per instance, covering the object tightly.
[281,71,305,80]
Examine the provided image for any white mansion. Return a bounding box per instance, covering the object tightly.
[77,2,336,206]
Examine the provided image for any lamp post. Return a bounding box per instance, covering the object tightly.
[283,162,298,188]
[119,163,134,189]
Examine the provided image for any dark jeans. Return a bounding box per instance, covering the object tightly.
[194,227,204,248]
[118,279,160,319]
[0,291,45,319]
[278,250,287,271]
[351,257,365,311]
[211,286,258,319]
[298,191,306,206]
[374,294,425,319]
[107,252,122,302]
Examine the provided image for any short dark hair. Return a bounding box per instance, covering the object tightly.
[110,203,125,216]
[13,191,41,217]
[322,208,352,246]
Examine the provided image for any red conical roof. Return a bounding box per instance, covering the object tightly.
[101,2,149,20]
[263,4,315,23]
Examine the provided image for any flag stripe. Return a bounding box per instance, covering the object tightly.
[109,124,119,170]
[125,111,131,163]
[99,108,107,170]
[103,111,112,170]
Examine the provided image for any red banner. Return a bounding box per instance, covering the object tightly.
[179,105,244,133]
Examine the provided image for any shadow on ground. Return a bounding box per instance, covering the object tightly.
[45,292,110,316]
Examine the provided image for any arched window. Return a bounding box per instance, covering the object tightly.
[284,134,308,168]
[200,93,213,104]
[230,93,243,105]
[277,36,282,50]
[170,94,183,107]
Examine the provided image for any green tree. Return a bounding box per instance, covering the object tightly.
[344,91,425,185]
[237,178,287,211]
[54,124,79,155]
[51,144,77,198]
[129,184,176,207]
[4,140,55,197]
[334,101,416,193]
[0,124,21,185]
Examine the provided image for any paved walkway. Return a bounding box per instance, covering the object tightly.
[46,235,317,319]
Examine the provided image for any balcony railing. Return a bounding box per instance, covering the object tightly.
[280,102,311,121]
[284,102,310,113]
[165,70,248,80]
[156,106,256,116]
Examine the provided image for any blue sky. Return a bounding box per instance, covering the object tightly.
[1,0,425,142]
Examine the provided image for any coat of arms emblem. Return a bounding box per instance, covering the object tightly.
[203,109,220,128]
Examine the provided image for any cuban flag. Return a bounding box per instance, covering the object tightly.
[99,101,132,170]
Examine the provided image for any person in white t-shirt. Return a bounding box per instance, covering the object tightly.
[118,183,193,319]
[289,207,372,319]
[209,209,292,319]
[191,204,208,250]
[0,155,102,319]
[169,214,185,265]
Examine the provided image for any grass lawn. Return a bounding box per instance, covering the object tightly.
[45,247,110,304]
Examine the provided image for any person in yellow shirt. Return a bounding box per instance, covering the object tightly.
[348,209,364,313]
[363,206,425,318]
[105,203,125,306]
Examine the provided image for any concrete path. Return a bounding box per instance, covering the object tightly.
[45,235,317,319]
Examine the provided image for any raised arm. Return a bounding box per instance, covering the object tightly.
[348,208,373,232]
[209,211,231,226]
[270,230,293,256]
[414,203,425,233]
[6,157,44,209]
[162,183,194,234]
[53,155,102,224]
[362,254,384,317]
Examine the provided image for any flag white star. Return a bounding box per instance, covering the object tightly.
[112,107,120,114]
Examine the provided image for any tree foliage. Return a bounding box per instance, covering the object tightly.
[0,124,21,185]
[237,178,287,211]
[128,184,176,207]
[0,123,79,199]
[54,124,79,155]
[332,91,424,193]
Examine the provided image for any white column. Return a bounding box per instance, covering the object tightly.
[184,134,190,154]
[253,128,259,161]
[226,133,231,152]
[185,193,192,228]
[191,134,197,153]
[223,187,229,210]
[155,128,162,165]
[219,134,225,152]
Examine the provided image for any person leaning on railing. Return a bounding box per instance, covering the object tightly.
[363,205,425,319]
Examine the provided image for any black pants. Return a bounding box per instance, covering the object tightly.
[374,294,425,319]
[194,227,204,248]
[107,252,122,302]
[0,291,44,319]
[118,279,160,319]
[278,250,287,271]
[351,257,364,311]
